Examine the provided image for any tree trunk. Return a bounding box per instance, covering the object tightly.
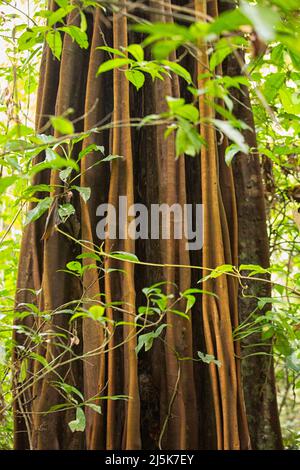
[13,0,282,450]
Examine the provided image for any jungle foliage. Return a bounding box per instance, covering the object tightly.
[0,0,299,450]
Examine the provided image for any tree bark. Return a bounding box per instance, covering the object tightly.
[13,0,282,450]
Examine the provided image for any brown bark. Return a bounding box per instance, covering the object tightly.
[224,56,283,451]
[13,0,282,450]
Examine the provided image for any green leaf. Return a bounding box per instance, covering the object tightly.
[208,9,250,35]
[54,382,84,401]
[161,60,192,83]
[257,297,279,309]
[204,264,235,280]
[152,40,180,60]
[97,46,126,57]
[48,403,70,412]
[240,0,280,42]
[136,324,167,354]
[50,116,74,135]
[271,0,299,10]
[18,28,43,52]
[101,154,123,163]
[0,175,18,195]
[88,305,105,321]
[30,155,79,176]
[77,252,101,261]
[271,44,285,67]
[48,6,74,27]
[18,358,28,383]
[46,30,62,60]
[134,22,191,40]
[22,184,52,199]
[66,260,82,274]
[125,69,145,90]
[97,58,132,75]
[176,104,199,123]
[59,167,72,182]
[86,403,102,414]
[68,407,86,432]
[185,295,196,313]
[263,73,285,102]
[287,351,300,372]
[166,96,186,112]
[279,88,300,114]
[80,11,87,32]
[187,22,208,41]
[60,25,89,49]
[58,203,75,223]
[138,61,164,81]
[55,0,69,8]
[126,44,144,62]
[289,50,300,70]
[29,353,49,369]
[212,119,249,154]
[78,144,104,161]
[209,39,232,70]
[70,311,88,322]
[182,288,218,298]
[175,120,204,157]
[176,127,191,157]
[239,264,269,275]
[169,309,190,320]
[25,197,53,225]
[73,186,91,203]
[197,351,221,368]
[164,125,176,139]
[261,324,274,340]
[225,144,241,166]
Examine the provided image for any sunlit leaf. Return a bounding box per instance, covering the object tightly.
[25,197,53,225]
[125,69,145,90]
